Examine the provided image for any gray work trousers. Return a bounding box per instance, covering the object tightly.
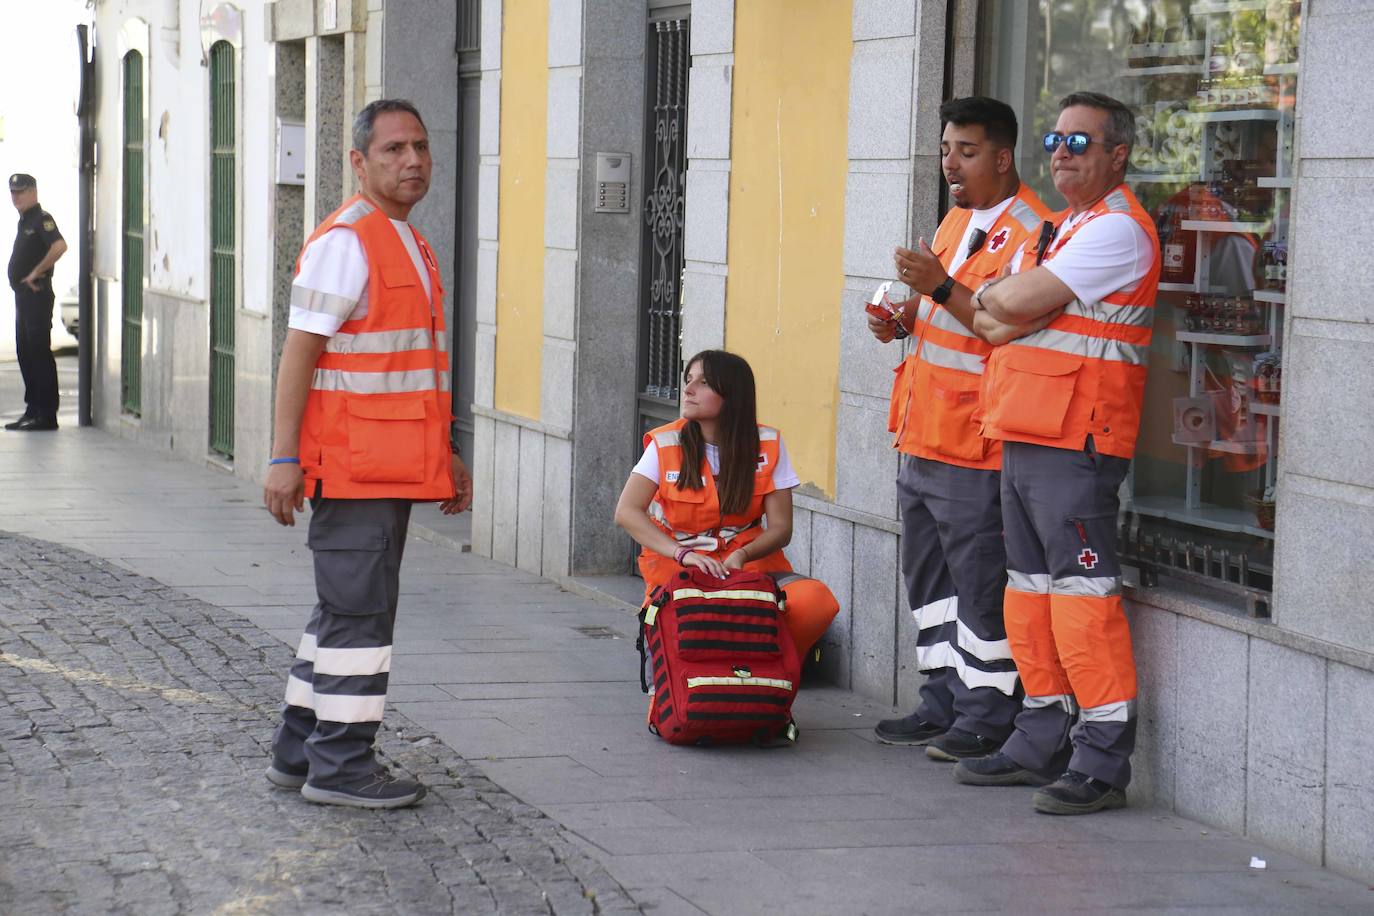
[900,455,1021,740]
[271,497,412,786]
[998,440,1137,788]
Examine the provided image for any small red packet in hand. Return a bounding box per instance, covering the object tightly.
[865,280,905,323]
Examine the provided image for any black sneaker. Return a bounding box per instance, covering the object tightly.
[4,413,33,431]
[873,711,946,746]
[925,728,1001,762]
[952,752,1053,787]
[1032,770,1126,815]
[12,415,57,431]
[301,769,427,809]
[265,760,308,789]
[1033,769,1126,813]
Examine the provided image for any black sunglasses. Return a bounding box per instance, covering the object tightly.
[1042,131,1107,156]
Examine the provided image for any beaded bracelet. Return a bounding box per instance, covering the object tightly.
[268,457,300,465]
[674,546,691,565]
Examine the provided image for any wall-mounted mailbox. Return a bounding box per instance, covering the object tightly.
[594,152,631,213]
[276,118,306,186]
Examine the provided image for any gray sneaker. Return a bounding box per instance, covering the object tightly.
[265,762,308,789]
[301,769,427,809]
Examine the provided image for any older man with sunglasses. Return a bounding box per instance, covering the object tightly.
[951,92,1161,815]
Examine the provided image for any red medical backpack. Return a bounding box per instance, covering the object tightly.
[637,568,801,746]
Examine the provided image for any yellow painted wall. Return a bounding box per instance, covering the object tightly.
[493,0,548,419]
[725,0,852,496]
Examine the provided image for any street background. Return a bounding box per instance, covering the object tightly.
[1,356,1372,914]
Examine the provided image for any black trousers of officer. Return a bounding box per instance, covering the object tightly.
[900,454,1021,740]
[14,283,58,419]
[272,497,411,787]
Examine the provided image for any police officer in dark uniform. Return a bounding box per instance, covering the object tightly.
[8,173,66,431]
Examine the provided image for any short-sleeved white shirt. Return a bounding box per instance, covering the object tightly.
[1015,210,1154,302]
[288,218,433,337]
[633,434,801,491]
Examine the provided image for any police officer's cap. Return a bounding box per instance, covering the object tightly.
[8,173,37,192]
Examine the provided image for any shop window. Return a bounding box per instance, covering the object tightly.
[978,0,1301,615]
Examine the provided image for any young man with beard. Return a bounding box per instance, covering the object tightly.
[869,97,1054,763]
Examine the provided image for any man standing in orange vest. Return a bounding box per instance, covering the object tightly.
[262,100,472,808]
[954,92,1161,815]
[869,98,1053,762]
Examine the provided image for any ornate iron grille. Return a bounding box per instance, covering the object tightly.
[638,17,689,428]
[209,41,236,458]
[121,52,144,416]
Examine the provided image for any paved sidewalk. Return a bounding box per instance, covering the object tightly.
[0,531,634,914]
[2,365,1373,914]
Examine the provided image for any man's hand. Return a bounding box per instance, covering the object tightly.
[723,549,749,571]
[439,455,473,514]
[21,274,40,292]
[867,312,898,343]
[263,463,306,526]
[894,239,948,297]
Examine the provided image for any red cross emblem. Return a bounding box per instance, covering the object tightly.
[988,228,1010,252]
[1078,548,1099,570]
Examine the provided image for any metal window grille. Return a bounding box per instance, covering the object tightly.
[456,0,481,53]
[121,52,144,416]
[637,17,689,438]
[209,41,236,458]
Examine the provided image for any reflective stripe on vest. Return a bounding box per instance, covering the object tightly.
[311,367,452,394]
[325,328,446,355]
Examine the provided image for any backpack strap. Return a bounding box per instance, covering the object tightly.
[637,586,668,695]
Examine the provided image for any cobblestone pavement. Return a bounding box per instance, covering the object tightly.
[0,531,641,915]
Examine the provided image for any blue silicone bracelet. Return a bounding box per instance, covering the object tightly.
[268,457,300,465]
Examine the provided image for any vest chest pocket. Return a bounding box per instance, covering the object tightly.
[920,364,988,462]
[987,347,1083,439]
[345,397,428,483]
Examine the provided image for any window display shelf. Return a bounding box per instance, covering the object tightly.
[1132,495,1275,541]
[1252,288,1286,304]
[1188,109,1282,124]
[1128,173,1196,184]
[1181,219,1269,234]
[1256,177,1293,189]
[1176,331,1273,347]
[1249,401,1281,417]
[1192,0,1269,14]
[1123,64,1204,77]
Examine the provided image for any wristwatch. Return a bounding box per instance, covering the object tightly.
[971,279,996,311]
[930,276,956,305]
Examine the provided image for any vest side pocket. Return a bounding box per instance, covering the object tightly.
[345,397,428,483]
[887,359,913,434]
[987,347,1083,439]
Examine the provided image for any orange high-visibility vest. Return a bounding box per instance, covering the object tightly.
[638,417,792,585]
[297,195,455,499]
[981,184,1162,459]
[888,185,1052,468]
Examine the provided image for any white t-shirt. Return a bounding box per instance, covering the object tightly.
[1016,210,1154,302]
[633,434,801,491]
[947,195,1015,276]
[288,218,433,337]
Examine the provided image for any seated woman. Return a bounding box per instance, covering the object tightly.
[614,349,839,659]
